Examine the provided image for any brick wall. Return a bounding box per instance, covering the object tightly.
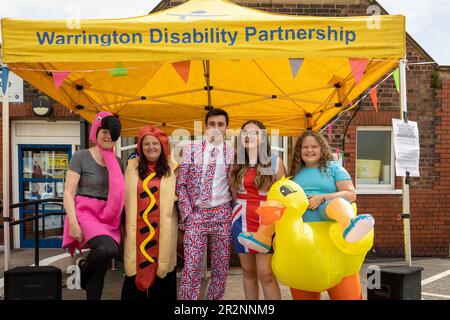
[9,81,79,119]
[167,0,372,15]
[431,76,450,256]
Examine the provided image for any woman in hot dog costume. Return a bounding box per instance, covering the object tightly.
[121,125,179,300]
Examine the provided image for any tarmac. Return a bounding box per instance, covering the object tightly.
[1,248,450,300]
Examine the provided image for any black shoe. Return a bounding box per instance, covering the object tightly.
[76,257,87,290]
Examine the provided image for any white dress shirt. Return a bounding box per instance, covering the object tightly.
[195,140,232,208]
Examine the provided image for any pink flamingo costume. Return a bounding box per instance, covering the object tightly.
[62,111,125,255]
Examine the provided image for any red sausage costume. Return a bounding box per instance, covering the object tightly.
[123,126,178,291]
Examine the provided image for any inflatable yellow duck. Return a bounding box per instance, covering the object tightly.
[256,177,374,295]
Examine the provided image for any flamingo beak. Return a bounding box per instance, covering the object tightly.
[101,115,121,141]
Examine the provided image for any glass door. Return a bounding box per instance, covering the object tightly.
[18,145,71,248]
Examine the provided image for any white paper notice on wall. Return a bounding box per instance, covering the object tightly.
[392,118,420,177]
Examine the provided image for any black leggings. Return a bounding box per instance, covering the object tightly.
[121,270,177,300]
[82,235,118,300]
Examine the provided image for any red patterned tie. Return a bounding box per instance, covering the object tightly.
[201,147,218,204]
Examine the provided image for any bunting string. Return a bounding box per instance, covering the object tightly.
[5,59,438,75]
[406,61,438,65]
[320,68,397,134]
[7,66,143,73]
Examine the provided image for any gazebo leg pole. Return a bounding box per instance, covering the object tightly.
[2,64,11,271]
[399,58,412,267]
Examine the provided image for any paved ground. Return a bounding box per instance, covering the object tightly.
[1,249,449,300]
[0,248,62,275]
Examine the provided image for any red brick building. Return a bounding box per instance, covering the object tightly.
[1,0,449,258]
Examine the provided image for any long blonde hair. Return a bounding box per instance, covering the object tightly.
[289,130,334,177]
[231,120,274,193]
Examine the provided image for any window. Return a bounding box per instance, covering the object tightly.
[356,127,394,190]
[270,135,289,171]
[19,145,71,248]
[120,136,138,161]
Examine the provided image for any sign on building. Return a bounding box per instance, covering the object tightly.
[0,68,24,102]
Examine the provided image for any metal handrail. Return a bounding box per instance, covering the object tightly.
[1,197,63,210]
[3,211,65,227]
[1,198,65,266]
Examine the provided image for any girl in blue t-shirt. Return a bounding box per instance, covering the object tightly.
[289,131,374,240]
[241,130,374,253]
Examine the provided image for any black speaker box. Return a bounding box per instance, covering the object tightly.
[4,266,62,300]
[367,265,423,300]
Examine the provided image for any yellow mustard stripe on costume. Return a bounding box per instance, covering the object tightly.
[140,172,156,263]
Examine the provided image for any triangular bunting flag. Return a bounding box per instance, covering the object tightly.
[289,58,303,79]
[172,61,191,83]
[110,62,128,77]
[52,71,71,88]
[349,58,369,85]
[393,68,400,93]
[370,87,379,112]
[327,124,333,138]
[1,65,9,95]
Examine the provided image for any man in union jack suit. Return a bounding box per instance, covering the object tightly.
[176,108,234,300]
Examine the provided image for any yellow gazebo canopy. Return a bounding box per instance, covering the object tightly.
[1,0,405,136]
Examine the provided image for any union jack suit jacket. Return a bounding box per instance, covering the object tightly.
[176,141,234,228]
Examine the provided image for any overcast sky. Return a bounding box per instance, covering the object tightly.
[0,0,448,65]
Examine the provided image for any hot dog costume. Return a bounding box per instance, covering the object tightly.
[62,111,124,255]
[123,126,178,291]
